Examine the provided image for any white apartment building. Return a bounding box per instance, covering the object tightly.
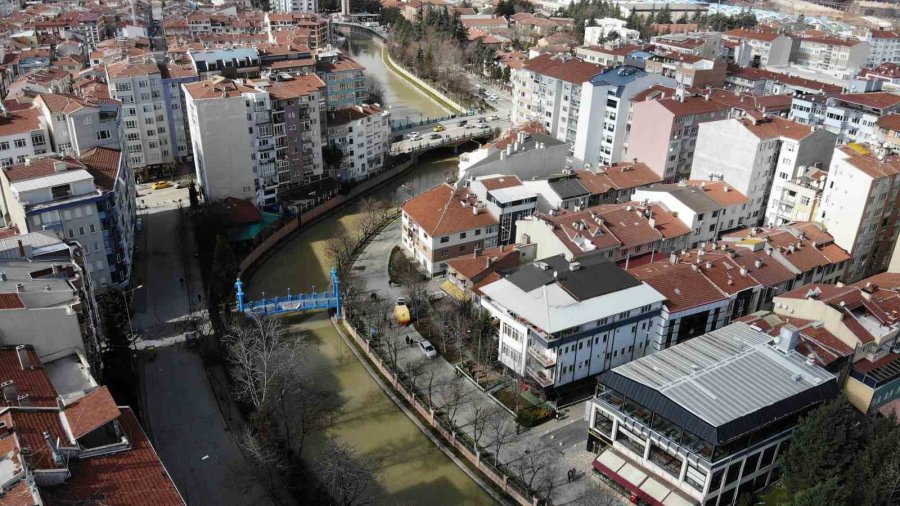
[583,18,638,45]
[818,144,900,282]
[765,166,828,226]
[511,54,603,154]
[479,255,665,389]
[325,104,391,182]
[270,0,317,13]
[795,36,871,78]
[632,181,749,248]
[401,184,500,276]
[0,150,136,289]
[573,66,674,167]
[722,28,792,68]
[106,58,177,182]
[184,77,277,207]
[789,92,900,145]
[691,113,837,226]
[866,29,900,67]
[34,94,121,157]
[0,107,51,176]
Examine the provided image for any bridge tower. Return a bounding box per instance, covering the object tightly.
[341,0,349,17]
[235,278,245,312]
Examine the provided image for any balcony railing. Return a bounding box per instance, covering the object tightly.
[526,367,554,387]
[528,346,556,368]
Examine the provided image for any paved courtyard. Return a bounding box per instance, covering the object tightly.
[351,219,626,505]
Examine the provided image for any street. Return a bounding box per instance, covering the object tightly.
[132,183,277,506]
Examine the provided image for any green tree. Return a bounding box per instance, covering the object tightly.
[676,12,688,24]
[787,476,849,506]
[655,5,672,24]
[781,399,866,495]
[858,417,900,506]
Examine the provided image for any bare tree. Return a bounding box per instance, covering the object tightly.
[486,409,513,463]
[469,404,491,446]
[275,372,341,457]
[510,441,553,491]
[382,333,403,372]
[223,314,296,412]
[238,426,286,492]
[318,440,375,506]
[324,229,358,278]
[443,379,466,427]
[579,487,623,506]
[423,368,437,406]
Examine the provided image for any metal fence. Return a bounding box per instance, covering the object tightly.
[390,109,481,132]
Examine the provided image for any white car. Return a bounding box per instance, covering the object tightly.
[407,132,421,140]
[418,339,438,359]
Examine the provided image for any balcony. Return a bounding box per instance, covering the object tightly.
[528,346,556,368]
[526,367,554,387]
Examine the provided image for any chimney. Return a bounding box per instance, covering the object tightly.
[16,394,30,407]
[43,431,63,466]
[754,259,763,268]
[775,324,800,354]
[669,252,678,264]
[473,247,482,258]
[740,267,748,276]
[0,272,6,282]
[15,283,24,293]
[15,346,30,371]
[569,261,581,271]
[53,161,67,173]
[1,381,16,403]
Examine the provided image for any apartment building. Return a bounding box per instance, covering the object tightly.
[818,144,900,282]
[515,201,691,262]
[627,259,734,352]
[573,43,652,67]
[511,54,603,153]
[722,28,792,68]
[264,13,329,49]
[589,322,836,506]
[188,48,262,80]
[626,89,734,181]
[789,92,900,145]
[572,66,674,166]
[773,275,900,415]
[0,345,184,504]
[795,35,871,78]
[576,161,663,206]
[858,63,900,91]
[765,165,829,225]
[0,151,136,289]
[644,53,726,89]
[865,29,900,67]
[160,63,200,164]
[465,175,538,246]
[876,113,900,152]
[632,180,749,248]
[691,113,837,226]
[34,94,121,157]
[316,52,367,111]
[106,59,177,183]
[0,234,102,362]
[724,66,842,96]
[270,0,317,13]
[401,183,499,276]
[479,254,666,389]
[326,104,390,182]
[651,33,723,59]
[184,77,275,206]
[0,106,51,181]
[254,74,327,190]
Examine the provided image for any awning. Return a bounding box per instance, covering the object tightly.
[440,279,470,302]
[226,212,281,242]
[591,448,699,506]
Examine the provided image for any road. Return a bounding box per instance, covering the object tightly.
[132,183,276,506]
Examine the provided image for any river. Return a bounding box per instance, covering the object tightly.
[246,36,494,505]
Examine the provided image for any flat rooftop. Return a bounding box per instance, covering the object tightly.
[601,322,837,445]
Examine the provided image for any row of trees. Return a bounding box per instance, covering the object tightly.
[384,7,475,99]
[780,398,900,505]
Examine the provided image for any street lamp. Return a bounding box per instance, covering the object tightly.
[122,285,144,348]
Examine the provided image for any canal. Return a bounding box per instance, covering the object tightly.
[246,37,494,505]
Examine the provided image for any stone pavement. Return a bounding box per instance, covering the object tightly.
[351,220,626,505]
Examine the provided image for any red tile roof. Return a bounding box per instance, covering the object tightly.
[44,408,185,506]
[478,175,522,191]
[877,113,900,131]
[3,157,85,183]
[628,261,728,312]
[64,386,121,439]
[832,92,900,111]
[738,115,814,141]
[402,184,498,236]
[0,293,25,310]
[12,410,70,470]
[0,108,44,138]
[79,148,122,191]
[837,145,900,179]
[522,53,603,84]
[0,347,58,407]
[446,245,520,282]
[723,28,781,42]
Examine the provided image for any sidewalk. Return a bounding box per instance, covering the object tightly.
[351,221,625,505]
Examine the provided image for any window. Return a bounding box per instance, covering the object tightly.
[97,130,111,141]
[51,185,71,200]
[78,226,85,236]
[440,236,449,243]
[460,232,466,239]
[459,245,466,252]
[89,224,96,233]
[0,141,9,150]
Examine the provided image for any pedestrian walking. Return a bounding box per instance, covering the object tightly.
[566,469,573,483]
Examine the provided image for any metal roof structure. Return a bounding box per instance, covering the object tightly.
[9,169,93,193]
[600,322,838,445]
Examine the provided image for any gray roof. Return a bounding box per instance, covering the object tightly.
[507,255,641,301]
[547,175,590,200]
[471,132,564,169]
[601,322,837,445]
[0,260,78,309]
[641,183,724,214]
[0,232,65,260]
[590,66,647,87]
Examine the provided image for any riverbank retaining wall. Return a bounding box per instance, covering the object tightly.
[379,46,466,114]
[239,159,414,276]
[337,317,542,506]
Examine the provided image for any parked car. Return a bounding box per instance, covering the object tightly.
[429,133,442,140]
[418,339,438,359]
[432,124,445,132]
[458,120,468,127]
[488,114,499,121]
[152,181,172,190]
[408,132,421,140]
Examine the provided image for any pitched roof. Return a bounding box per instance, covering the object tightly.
[0,108,44,138]
[0,346,58,407]
[183,76,256,99]
[522,53,603,84]
[831,92,900,111]
[837,144,900,179]
[402,184,498,236]
[44,408,185,506]
[877,113,900,131]
[446,245,521,282]
[79,148,121,191]
[3,157,83,183]
[738,115,814,141]
[723,28,781,42]
[628,261,728,312]
[64,386,121,439]
[256,73,325,100]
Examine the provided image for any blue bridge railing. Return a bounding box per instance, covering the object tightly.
[235,267,342,317]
